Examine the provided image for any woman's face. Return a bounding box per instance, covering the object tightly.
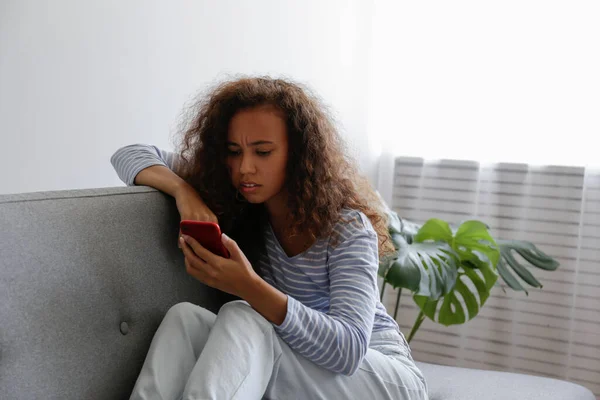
[226,105,289,208]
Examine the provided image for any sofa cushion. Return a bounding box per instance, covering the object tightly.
[417,361,596,400]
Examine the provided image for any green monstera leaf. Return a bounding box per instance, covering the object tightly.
[412,219,500,327]
[452,221,500,269]
[496,239,560,294]
[416,219,500,268]
[413,260,498,327]
[381,221,458,299]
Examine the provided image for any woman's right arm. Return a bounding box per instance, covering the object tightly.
[110,144,217,224]
[110,144,185,195]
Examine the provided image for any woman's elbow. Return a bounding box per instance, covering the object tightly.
[109,145,131,169]
[336,340,368,376]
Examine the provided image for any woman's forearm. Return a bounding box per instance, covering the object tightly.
[134,165,190,198]
[241,275,288,326]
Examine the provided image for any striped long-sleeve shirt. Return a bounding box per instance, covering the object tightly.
[111,144,407,375]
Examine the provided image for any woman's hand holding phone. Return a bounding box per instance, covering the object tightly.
[174,184,218,248]
[179,232,260,298]
[174,184,261,300]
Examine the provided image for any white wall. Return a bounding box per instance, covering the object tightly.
[0,0,375,195]
[368,0,600,167]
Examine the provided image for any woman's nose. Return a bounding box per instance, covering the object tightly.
[239,155,256,174]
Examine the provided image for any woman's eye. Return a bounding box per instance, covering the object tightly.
[256,150,272,157]
[227,149,241,156]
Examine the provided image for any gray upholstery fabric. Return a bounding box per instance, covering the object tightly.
[1,186,595,400]
[1,187,228,400]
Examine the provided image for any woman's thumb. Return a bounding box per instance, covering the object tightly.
[221,233,240,259]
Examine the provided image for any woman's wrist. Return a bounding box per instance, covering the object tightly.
[173,180,193,199]
[241,274,288,325]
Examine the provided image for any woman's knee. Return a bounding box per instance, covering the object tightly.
[218,300,253,316]
[164,302,216,326]
[218,300,272,328]
[165,302,196,320]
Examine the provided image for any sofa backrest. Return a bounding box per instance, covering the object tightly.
[0,186,225,400]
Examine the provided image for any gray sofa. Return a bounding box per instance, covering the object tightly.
[1,186,595,400]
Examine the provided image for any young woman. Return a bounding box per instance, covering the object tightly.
[111,77,428,400]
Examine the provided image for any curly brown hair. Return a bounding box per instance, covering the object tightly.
[175,76,393,259]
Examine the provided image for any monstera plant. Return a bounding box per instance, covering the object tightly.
[378,204,560,343]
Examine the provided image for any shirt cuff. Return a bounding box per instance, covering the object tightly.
[126,159,164,186]
[273,294,297,332]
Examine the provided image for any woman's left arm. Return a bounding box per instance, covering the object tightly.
[269,227,379,376]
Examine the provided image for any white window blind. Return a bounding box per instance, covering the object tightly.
[384,156,600,396]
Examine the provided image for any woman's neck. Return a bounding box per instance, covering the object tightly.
[265,192,316,257]
[265,191,289,230]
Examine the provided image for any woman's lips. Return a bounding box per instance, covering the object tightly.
[240,183,261,193]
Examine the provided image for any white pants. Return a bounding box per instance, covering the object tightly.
[130,300,428,400]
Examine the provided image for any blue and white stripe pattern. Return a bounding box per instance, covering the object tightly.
[111,144,181,186]
[262,210,401,375]
[111,144,406,376]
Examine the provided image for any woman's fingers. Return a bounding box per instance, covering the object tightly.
[185,258,206,281]
[181,239,219,286]
[180,235,221,265]
[181,238,208,268]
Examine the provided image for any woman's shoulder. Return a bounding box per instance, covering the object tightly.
[330,208,377,243]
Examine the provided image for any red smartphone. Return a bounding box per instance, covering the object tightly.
[179,220,230,258]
